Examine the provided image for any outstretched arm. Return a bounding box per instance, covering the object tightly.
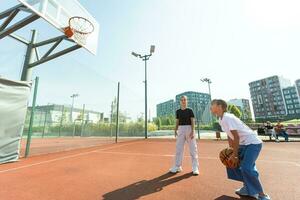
[190,117,195,139]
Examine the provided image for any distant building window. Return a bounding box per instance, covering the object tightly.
[257,95,263,104]
[287,105,294,109]
[285,95,291,99]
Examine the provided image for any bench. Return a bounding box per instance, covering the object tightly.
[285,124,300,136]
[258,127,300,141]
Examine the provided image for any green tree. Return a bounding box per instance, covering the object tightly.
[137,113,144,123]
[167,115,175,125]
[166,118,172,125]
[243,110,253,123]
[228,104,242,119]
[154,117,162,130]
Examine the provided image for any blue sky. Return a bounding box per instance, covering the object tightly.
[0,0,300,120]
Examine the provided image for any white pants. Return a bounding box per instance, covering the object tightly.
[265,129,277,139]
[174,125,199,169]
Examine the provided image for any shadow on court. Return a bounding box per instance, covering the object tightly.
[214,195,256,200]
[102,172,193,200]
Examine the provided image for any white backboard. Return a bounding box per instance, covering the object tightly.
[18,0,99,55]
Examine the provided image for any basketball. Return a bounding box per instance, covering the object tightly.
[219,148,239,168]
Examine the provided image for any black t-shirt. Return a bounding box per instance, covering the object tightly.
[176,108,195,125]
[265,125,273,130]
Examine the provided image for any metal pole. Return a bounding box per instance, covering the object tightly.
[196,103,200,140]
[58,105,64,137]
[132,48,154,138]
[42,107,47,138]
[70,97,74,122]
[21,29,37,81]
[25,76,39,157]
[80,104,85,137]
[144,57,148,139]
[72,120,76,137]
[208,82,211,101]
[208,82,213,125]
[115,82,120,143]
[110,101,113,137]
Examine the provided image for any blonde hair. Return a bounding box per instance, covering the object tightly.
[180,95,187,100]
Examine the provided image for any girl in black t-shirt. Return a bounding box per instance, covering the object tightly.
[169,95,199,175]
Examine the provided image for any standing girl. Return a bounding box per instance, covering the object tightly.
[169,95,199,175]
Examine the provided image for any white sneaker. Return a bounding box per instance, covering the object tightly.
[192,168,199,175]
[169,166,182,173]
[235,187,258,199]
[258,194,271,200]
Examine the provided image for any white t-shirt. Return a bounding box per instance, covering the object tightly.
[219,113,262,145]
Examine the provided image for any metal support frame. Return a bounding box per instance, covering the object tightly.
[9,33,29,45]
[0,4,40,39]
[21,29,37,81]
[0,4,85,158]
[0,4,23,19]
[0,4,83,81]
[29,44,81,68]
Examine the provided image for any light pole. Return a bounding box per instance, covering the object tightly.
[70,94,79,123]
[132,45,155,139]
[201,78,212,124]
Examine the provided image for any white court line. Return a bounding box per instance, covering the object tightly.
[0,141,141,174]
[96,151,300,168]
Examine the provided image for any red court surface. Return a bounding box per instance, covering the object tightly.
[0,139,299,200]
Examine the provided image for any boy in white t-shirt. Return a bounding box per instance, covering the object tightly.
[210,99,271,200]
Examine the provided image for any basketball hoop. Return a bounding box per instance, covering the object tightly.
[64,16,94,45]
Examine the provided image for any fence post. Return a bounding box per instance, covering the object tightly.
[58,105,64,137]
[25,76,39,158]
[80,104,85,137]
[115,82,120,143]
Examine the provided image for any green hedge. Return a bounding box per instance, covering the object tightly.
[23,122,158,137]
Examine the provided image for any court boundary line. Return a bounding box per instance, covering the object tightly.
[0,141,142,174]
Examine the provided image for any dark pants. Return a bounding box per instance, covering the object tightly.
[276,130,289,141]
[226,144,264,196]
